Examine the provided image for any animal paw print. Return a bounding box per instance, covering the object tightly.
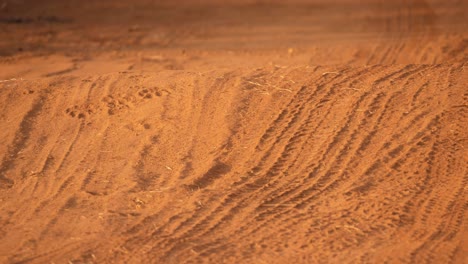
[138,88,162,100]
[102,95,134,115]
[22,90,34,95]
[65,104,96,119]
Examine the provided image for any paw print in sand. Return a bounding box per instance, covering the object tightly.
[65,104,96,119]
[102,95,135,115]
[138,88,162,100]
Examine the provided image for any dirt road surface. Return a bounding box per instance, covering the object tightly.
[0,0,467,263]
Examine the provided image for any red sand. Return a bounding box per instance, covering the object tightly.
[0,0,467,263]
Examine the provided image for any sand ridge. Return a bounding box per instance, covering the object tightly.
[0,0,467,263]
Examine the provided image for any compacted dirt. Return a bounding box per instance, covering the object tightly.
[0,0,467,263]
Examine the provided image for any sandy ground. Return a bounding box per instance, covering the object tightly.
[0,0,467,263]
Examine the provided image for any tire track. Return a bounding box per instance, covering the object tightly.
[0,91,47,189]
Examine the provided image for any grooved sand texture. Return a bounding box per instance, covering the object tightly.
[0,0,467,263]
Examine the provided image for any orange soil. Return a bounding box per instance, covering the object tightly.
[0,0,467,263]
